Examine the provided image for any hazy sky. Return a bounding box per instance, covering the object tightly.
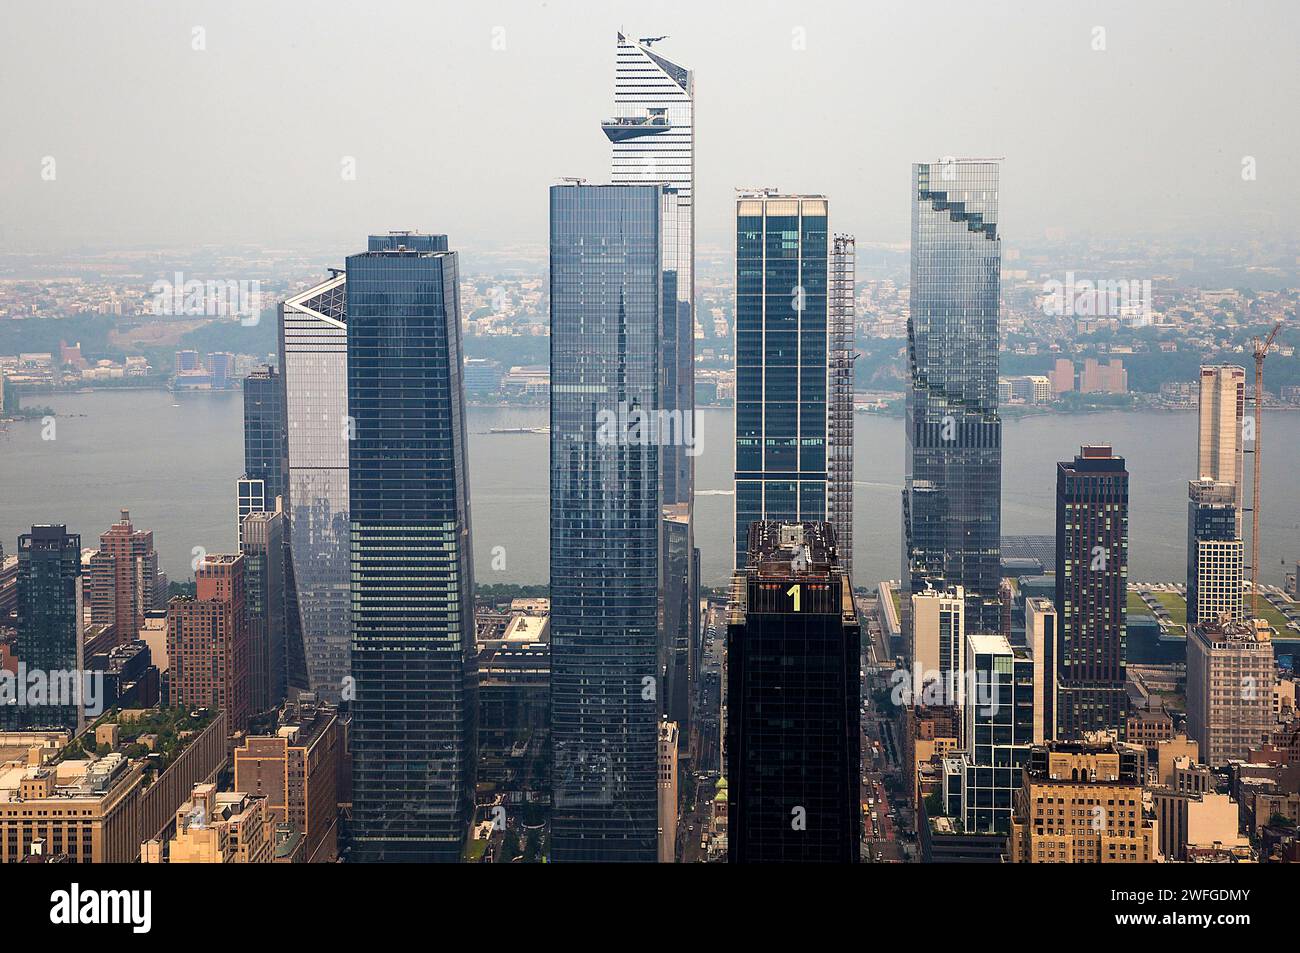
[1,0,1296,257]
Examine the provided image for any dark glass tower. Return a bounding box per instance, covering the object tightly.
[550,183,663,862]
[727,521,860,863]
[1055,445,1128,738]
[733,192,829,569]
[347,232,477,863]
[14,525,83,730]
[242,365,286,504]
[903,160,1002,633]
[240,508,286,712]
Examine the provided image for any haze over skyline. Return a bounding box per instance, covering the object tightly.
[1,0,1297,256]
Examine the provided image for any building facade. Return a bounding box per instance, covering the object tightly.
[1186,479,1244,626]
[89,509,158,646]
[733,192,830,568]
[726,521,860,863]
[1024,596,1058,743]
[242,364,286,506]
[1008,742,1153,863]
[903,160,1002,632]
[1186,619,1275,766]
[958,634,1034,834]
[910,585,965,708]
[658,719,679,863]
[1055,446,1128,739]
[14,525,83,730]
[1197,364,1246,521]
[167,554,250,731]
[279,272,350,702]
[828,233,856,574]
[347,232,477,862]
[240,508,286,713]
[233,695,340,863]
[549,184,663,862]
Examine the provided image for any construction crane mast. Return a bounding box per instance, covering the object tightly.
[1249,321,1283,621]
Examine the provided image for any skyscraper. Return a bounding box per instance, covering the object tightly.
[168,553,250,731]
[550,183,664,862]
[903,159,1002,632]
[89,509,159,645]
[604,33,699,759]
[1055,445,1128,738]
[14,525,83,731]
[279,272,349,702]
[240,507,286,713]
[242,364,286,506]
[604,31,694,508]
[1197,365,1246,518]
[1186,618,1275,766]
[733,191,830,568]
[347,232,477,863]
[727,521,860,863]
[957,633,1034,834]
[1186,479,1244,626]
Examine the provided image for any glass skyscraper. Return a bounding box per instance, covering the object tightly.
[550,183,663,862]
[733,192,830,568]
[242,364,285,505]
[279,273,350,701]
[12,525,83,731]
[603,33,699,749]
[903,159,1003,632]
[346,233,477,863]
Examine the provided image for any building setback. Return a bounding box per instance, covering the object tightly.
[903,160,1003,633]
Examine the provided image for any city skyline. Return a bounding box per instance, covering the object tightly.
[0,2,1297,891]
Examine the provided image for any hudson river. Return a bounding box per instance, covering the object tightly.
[2,392,1297,590]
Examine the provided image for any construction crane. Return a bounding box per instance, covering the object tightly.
[1249,321,1283,622]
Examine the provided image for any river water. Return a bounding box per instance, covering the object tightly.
[2,392,1297,590]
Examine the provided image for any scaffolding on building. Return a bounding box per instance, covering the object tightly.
[828,234,857,575]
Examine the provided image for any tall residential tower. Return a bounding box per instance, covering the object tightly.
[903,160,1002,633]
[1055,445,1129,738]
